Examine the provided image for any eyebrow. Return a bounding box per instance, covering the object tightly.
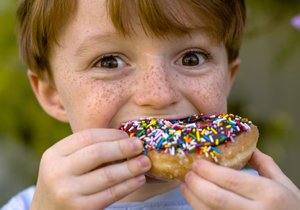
[74,33,121,57]
[74,27,218,57]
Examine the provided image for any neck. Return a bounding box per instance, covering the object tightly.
[119,177,181,202]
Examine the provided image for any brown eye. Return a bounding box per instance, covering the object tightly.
[95,55,126,69]
[177,51,207,67]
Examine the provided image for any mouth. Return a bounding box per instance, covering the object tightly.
[118,113,202,128]
[117,113,215,131]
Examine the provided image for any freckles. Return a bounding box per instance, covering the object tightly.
[142,66,173,92]
[180,75,227,107]
[203,81,225,100]
[96,84,119,104]
[56,74,82,106]
[94,79,130,106]
[84,82,127,125]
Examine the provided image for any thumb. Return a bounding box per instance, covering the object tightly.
[250,149,299,193]
[249,149,282,179]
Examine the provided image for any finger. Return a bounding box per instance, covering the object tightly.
[180,183,210,210]
[68,138,144,175]
[52,128,129,156]
[80,175,146,209]
[192,159,264,199]
[249,149,283,179]
[250,149,300,193]
[184,171,253,210]
[76,155,151,195]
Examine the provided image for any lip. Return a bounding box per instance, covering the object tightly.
[117,113,200,128]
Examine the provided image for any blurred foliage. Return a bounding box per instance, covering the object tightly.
[0,0,71,155]
[245,0,300,70]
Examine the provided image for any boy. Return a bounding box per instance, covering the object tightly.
[3,0,300,209]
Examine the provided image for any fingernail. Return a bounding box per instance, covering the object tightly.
[193,160,200,170]
[193,159,206,170]
[131,139,143,151]
[138,156,150,168]
[136,175,146,183]
[185,172,193,183]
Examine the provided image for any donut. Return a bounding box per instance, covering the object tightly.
[120,113,259,180]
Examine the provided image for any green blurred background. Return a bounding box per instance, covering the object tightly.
[0,0,300,205]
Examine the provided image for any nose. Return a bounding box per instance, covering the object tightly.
[133,63,181,109]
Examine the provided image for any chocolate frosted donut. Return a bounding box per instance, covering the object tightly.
[120,113,259,180]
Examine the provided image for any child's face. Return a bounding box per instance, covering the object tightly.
[40,0,238,132]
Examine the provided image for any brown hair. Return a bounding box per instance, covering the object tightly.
[17,0,246,77]
[17,0,76,78]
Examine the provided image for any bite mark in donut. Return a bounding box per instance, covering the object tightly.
[120,113,259,180]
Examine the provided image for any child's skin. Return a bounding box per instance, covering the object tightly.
[28,0,300,209]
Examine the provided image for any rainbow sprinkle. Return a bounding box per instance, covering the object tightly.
[120,113,252,162]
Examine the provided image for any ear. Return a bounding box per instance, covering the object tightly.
[226,58,240,97]
[27,70,68,122]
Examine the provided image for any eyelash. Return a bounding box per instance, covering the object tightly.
[90,49,211,70]
[91,54,128,70]
[177,49,211,65]
[187,49,210,58]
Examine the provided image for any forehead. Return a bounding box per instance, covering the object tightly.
[56,0,113,50]
[106,0,217,38]
[76,0,114,32]
[60,0,218,43]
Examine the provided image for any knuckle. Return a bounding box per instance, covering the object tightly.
[40,150,60,181]
[44,168,58,184]
[224,173,239,188]
[71,199,89,210]
[102,167,119,183]
[262,188,285,208]
[126,160,136,176]
[129,156,149,175]
[263,153,275,164]
[205,188,226,207]
[73,196,94,210]
[268,189,284,202]
[55,185,72,204]
[107,186,121,202]
[77,129,94,144]
[84,144,104,163]
[117,140,128,157]
[41,148,54,163]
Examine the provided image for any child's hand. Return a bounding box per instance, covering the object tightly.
[181,149,300,210]
[31,129,151,210]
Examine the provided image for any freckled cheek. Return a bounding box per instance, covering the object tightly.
[66,80,131,130]
[178,74,229,113]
